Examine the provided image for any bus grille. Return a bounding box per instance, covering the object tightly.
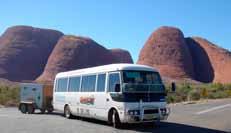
[144,109,159,114]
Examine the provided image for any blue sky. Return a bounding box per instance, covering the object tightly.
[0,0,230,62]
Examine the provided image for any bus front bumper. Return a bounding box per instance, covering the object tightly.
[121,107,170,123]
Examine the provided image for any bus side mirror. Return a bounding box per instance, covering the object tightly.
[171,82,176,92]
[115,84,121,92]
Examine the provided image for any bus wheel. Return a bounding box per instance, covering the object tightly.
[154,120,161,127]
[112,110,121,128]
[64,105,72,119]
[20,104,27,114]
[27,105,35,114]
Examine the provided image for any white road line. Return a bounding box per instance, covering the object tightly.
[196,104,231,115]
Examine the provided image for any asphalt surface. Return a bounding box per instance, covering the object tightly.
[0,99,230,133]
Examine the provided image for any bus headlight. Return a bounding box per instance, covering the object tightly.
[128,110,133,115]
[160,108,167,114]
[128,110,140,115]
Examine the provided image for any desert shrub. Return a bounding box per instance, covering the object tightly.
[223,83,231,89]
[188,89,201,101]
[226,89,231,97]
[166,82,231,103]
[0,85,20,106]
[166,94,175,103]
[166,93,185,103]
[200,88,208,99]
[166,82,194,103]
[207,91,228,99]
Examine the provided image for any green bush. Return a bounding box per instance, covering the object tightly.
[188,89,201,101]
[166,82,231,103]
[226,89,231,97]
[1,82,231,105]
[207,90,229,99]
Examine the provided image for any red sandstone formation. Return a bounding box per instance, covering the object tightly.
[188,37,231,83]
[138,26,231,83]
[137,26,195,80]
[0,26,63,81]
[110,48,133,63]
[37,35,133,82]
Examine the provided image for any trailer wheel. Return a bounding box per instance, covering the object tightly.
[112,109,121,128]
[27,105,35,114]
[40,109,46,114]
[47,108,53,113]
[19,104,27,114]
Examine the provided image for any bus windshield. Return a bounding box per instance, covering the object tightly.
[122,70,165,93]
[123,70,162,84]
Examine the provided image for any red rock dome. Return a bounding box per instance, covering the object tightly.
[37,35,133,82]
[110,48,133,63]
[137,26,195,80]
[188,37,231,83]
[0,26,63,81]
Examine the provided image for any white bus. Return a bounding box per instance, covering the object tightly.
[53,64,171,128]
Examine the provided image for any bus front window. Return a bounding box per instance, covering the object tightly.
[109,71,166,102]
[123,71,161,84]
[122,71,165,93]
[108,73,121,92]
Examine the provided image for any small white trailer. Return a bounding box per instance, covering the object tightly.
[18,83,53,114]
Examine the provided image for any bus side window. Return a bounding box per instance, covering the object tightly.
[57,78,68,92]
[68,77,80,92]
[81,75,96,92]
[108,73,120,92]
[96,74,106,92]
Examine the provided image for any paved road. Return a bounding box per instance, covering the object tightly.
[0,99,230,133]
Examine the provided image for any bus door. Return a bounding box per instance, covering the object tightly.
[107,72,121,106]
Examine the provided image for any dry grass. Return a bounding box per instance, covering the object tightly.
[0,85,20,107]
[166,82,231,103]
[0,82,231,106]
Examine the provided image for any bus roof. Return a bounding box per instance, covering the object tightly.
[56,63,158,78]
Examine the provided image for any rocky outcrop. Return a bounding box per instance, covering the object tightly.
[188,37,231,83]
[110,48,133,63]
[137,26,195,80]
[37,35,133,82]
[1,25,229,84]
[138,26,231,83]
[185,38,214,83]
[0,26,63,81]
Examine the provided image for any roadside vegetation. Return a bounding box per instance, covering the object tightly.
[166,82,231,103]
[0,85,20,107]
[0,83,231,106]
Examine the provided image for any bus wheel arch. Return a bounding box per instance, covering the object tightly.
[64,104,73,119]
[108,108,121,128]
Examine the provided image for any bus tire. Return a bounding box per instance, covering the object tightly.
[19,104,27,114]
[154,120,161,127]
[27,104,35,114]
[112,109,121,128]
[64,105,73,119]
